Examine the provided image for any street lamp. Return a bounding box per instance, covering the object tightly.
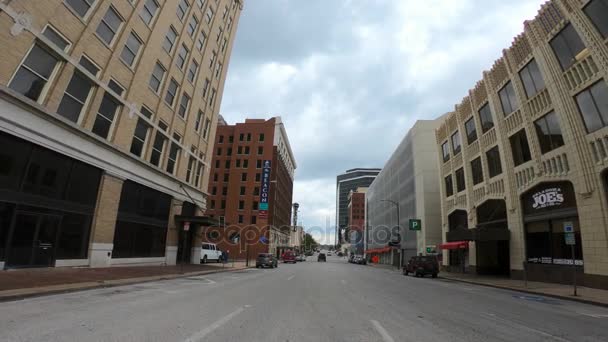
[380,199,401,269]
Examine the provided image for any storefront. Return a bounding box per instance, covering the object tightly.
[0,132,101,268]
[445,210,470,272]
[473,200,510,276]
[522,182,583,284]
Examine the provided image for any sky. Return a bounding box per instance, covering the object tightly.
[219,0,546,244]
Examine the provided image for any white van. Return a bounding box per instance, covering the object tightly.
[201,243,222,263]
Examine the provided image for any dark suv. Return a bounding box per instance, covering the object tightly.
[317,253,326,262]
[256,253,278,268]
[403,256,439,278]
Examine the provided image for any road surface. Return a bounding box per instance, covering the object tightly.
[1,255,608,342]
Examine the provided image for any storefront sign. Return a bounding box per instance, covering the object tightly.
[523,182,576,216]
[531,188,564,209]
[409,219,421,231]
[258,160,271,220]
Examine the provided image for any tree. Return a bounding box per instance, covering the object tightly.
[303,233,318,251]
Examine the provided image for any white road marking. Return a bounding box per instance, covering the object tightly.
[184,306,248,342]
[287,275,295,281]
[580,313,608,318]
[481,313,572,342]
[370,320,395,342]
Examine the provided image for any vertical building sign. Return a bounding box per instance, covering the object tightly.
[259,160,271,219]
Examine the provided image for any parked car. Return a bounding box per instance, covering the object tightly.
[296,254,306,262]
[317,253,327,262]
[256,253,278,268]
[200,243,222,263]
[354,256,367,265]
[403,256,439,278]
[327,252,332,256]
[282,251,296,263]
[348,255,355,263]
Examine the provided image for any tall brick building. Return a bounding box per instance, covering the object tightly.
[205,117,297,260]
[0,0,243,269]
[436,0,608,289]
[347,187,366,255]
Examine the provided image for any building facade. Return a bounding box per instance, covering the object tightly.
[367,120,442,266]
[347,187,366,255]
[335,168,380,245]
[436,0,608,289]
[204,117,297,260]
[0,0,243,269]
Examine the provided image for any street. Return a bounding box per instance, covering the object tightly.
[1,255,608,342]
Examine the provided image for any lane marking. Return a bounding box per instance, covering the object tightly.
[481,313,572,342]
[580,313,608,318]
[184,306,248,342]
[370,320,395,342]
[287,275,295,281]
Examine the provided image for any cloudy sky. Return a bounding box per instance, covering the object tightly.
[220,0,545,244]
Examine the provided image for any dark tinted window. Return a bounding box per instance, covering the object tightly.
[441,141,450,162]
[575,80,608,133]
[0,203,15,261]
[471,157,483,185]
[118,180,171,221]
[478,103,494,133]
[509,129,532,166]
[22,148,72,199]
[64,162,102,206]
[445,175,453,197]
[486,146,502,178]
[56,213,90,259]
[498,81,518,115]
[550,24,586,70]
[455,168,465,192]
[534,111,565,154]
[112,221,167,258]
[451,131,461,155]
[465,117,477,144]
[0,133,32,191]
[585,0,608,38]
[519,59,546,99]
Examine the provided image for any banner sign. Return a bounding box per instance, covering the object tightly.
[259,160,271,219]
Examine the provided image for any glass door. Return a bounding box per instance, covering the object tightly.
[6,212,61,268]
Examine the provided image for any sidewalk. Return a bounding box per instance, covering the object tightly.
[0,261,249,302]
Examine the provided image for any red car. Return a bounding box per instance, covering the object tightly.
[282,251,296,263]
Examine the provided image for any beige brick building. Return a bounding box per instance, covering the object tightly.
[436,0,608,289]
[0,0,243,269]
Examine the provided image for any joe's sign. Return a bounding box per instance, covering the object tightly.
[531,187,564,209]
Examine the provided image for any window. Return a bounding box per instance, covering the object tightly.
[445,175,453,197]
[149,62,165,93]
[241,173,247,181]
[227,17,233,31]
[187,60,199,83]
[9,44,63,102]
[195,111,203,132]
[211,186,217,195]
[202,118,211,139]
[227,147,232,156]
[140,0,159,25]
[229,135,234,143]
[202,78,210,98]
[221,37,228,53]
[223,173,229,182]
[575,80,608,133]
[240,186,246,195]
[196,32,207,53]
[251,216,257,224]
[176,0,190,21]
[464,117,477,145]
[213,173,218,182]
[525,218,582,265]
[178,93,190,118]
[215,62,222,79]
[252,201,258,210]
[150,122,168,166]
[222,186,227,195]
[205,6,214,24]
[176,44,189,69]
[259,133,265,142]
[165,78,179,106]
[130,107,153,157]
[238,215,244,224]
[187,15,199,36]
[256,159,262,168]
[585,0,608,38]
[163,26,178,53]
[237,146,243,154]
[441,141,450,162]
[209,50,217,68]
[550,24,586,70]
[255,173,261,182]
[219,135,224,143]
[197,0,205,8]
[519,59,545,99]
[509,129,532,166]
[57,57,100,122]
[214,160,219,168]
[65,0,96,18]
[486,146,503,178]
[186,157,196,183]
[247,133,251,141]
[253,187,259,195]
[236,159,241,168]
[92,80,124,139]
[257,146,263,155]
[244,146,250,155]
[471,157,483,185]
[238,200,244,211]
[243,159,248,168]
[455,168,465,192]
[478,103,494,133]
[534,111,565,154]
[195,163,203,186]
[221,200,225,209]
[166,134,181,174]
[96,6,123,45]
[451,131,461,155]
[222,5,229,20]
[210,200,215,209]
[216,147,222,156]
[120,32,143,67]
[498,81,518,115]
[239,134,244,142]
[209,88,217,107]
[43,26,71,51]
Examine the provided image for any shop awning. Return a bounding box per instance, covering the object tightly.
[174,215,225,226]
[439,241,468,250]
[365,246,392,254]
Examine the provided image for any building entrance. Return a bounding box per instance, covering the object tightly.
[6,211,62,268]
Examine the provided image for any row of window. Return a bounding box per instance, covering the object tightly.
[209,198,259,211]
[218,133,265,143]
[216,146,264,156]
[211,183,261,195]
[444,145,502,197]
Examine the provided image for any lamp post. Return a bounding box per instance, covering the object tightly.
[380,199,401,269]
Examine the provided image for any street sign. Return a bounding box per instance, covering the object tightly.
[563,222,574,233]
[183,221,190,231]
[260,236,269,244]
[259,202,269,210]
[565,233,576,245]
[426,245,436,254]
[409,219,421,231]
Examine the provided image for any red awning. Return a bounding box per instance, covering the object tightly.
[439,241,468,250]
[365,246,392,254]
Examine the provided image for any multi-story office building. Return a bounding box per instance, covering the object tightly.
[366,120,442,266]
[347,187,366,255]
[435,0,608,289]
[335,168,380,245]
[0,0,243,269]
[205,117,297,260]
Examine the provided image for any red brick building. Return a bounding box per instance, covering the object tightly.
[347,188,367,254]
[205,117,296,260]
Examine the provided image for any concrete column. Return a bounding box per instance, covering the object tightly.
[165,199,183,266]
[89,173,124,268]
[190,207,204,264]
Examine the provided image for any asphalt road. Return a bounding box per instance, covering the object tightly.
[1,255,608,342]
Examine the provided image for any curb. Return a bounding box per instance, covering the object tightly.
[0,266,250,303]
[439,276,608,308]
